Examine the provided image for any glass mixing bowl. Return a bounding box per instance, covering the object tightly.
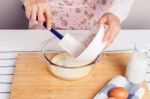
[39,37,103,80]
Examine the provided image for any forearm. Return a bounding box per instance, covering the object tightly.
[106,0,135,23]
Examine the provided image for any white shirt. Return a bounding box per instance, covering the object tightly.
[108,0,135,22]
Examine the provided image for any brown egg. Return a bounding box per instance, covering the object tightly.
[108,87,128,99]
[108,97,118,99]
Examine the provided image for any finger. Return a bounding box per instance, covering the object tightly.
[102,32,111,43]
[103,34,113,48]
[31,6,37,22]
[99,16,110,43]
[46,16,52,29]
[45,8,52,29]
[106,37,113,47]
[105,23,121,46]
[38,8,44,29]
[25,7,31,19]
[102,20,117,42]
[102,27,111,43]
[98,15,108,25]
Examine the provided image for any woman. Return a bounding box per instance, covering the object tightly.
[22,0,135,46]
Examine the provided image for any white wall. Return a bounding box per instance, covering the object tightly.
[122,0,150,29]
[0,0,150,29]
[0,0,28,29]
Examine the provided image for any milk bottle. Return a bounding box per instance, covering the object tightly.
[125,43,148,84]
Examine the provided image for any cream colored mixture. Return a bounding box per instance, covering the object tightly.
[48,53,92,80]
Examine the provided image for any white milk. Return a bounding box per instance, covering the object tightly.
[125,43,148,84]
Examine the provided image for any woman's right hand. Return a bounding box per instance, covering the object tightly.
[22,0,52,29]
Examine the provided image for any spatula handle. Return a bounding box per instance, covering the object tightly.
[22,5,63,40]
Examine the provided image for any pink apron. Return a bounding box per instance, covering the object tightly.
[29,0,112,30]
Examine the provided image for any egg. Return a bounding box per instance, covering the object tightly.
[108,97,117,99]
[108,87,128,99]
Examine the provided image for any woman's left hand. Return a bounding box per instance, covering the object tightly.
[98,13,121,47]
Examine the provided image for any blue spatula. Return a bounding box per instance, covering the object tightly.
[22,5,85,57]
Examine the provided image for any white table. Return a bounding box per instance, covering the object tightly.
[0,30,150,99]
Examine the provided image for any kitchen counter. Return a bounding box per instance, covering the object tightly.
[0,30,150,99]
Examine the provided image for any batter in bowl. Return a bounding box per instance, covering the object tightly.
[48,52,94,80]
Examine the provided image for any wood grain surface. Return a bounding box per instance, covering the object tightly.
[10,53,150,99]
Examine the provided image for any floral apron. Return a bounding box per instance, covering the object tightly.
[29,0,112,30]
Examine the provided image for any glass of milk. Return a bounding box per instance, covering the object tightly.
[125,42,148,84]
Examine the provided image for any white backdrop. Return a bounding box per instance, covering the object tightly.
[122,0,150,29]
[0,0,150,29]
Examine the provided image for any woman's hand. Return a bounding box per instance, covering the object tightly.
[22,0,52,29]
[98,13,121,47]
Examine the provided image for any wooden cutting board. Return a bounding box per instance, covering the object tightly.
[10,53,150,99]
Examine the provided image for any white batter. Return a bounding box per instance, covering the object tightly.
[48,53,93,80]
